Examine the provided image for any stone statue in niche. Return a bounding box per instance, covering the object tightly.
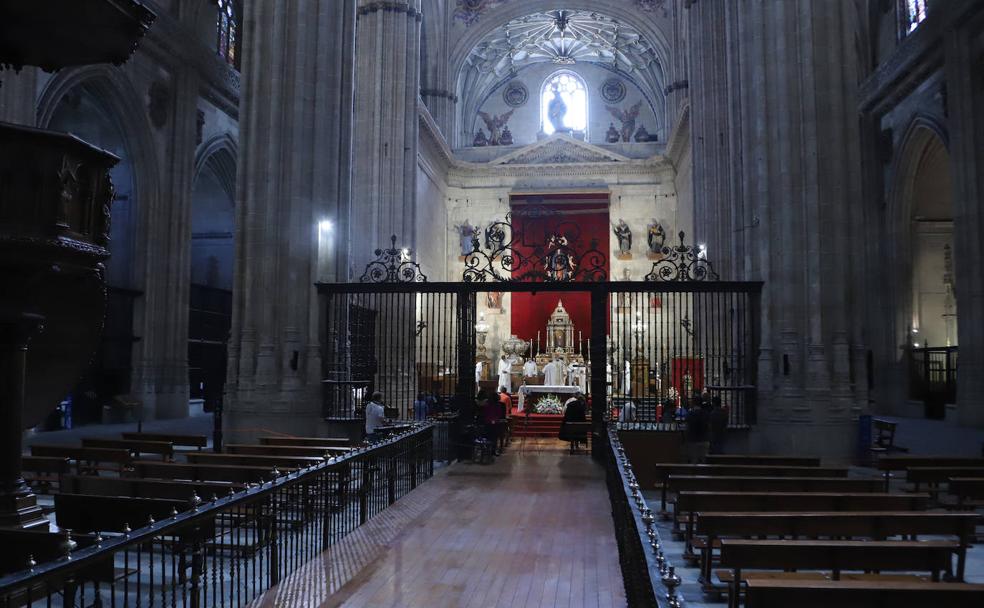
[455,220,478,256]
[647,220,666,257]
[478,108,514,145]
[547,86,569,133]
[473,128,488,147]
[606,123,620,143]
[605,101,642,143]
[486,291,503,312]
[613,219,632,258]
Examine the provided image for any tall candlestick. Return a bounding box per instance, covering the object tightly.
[537,331,541,354]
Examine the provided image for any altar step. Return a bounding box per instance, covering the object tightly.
[509,415,563,438]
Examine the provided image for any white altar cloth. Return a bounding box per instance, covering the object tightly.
[518,384,580,412]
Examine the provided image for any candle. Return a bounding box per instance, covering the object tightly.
[537,331,541,353]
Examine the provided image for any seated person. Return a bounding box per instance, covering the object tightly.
[559,392,588,448]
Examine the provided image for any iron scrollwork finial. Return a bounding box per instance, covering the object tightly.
[461,206,608,283]
[360,235,428,283]
[644,231,719,281]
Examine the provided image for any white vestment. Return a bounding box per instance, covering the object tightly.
[568,363,587,392]
[543,360,565,386]
[475,361,483,384]
[523,359,538,379]
[497,358,512,391]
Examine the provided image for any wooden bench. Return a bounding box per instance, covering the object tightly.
[132,461,293,484]
[654,464,852,513]
[718,539,957,608]
[906,466,984,498]
[676,491,930,554]
[258,436,350,448]
[949,477,984,509]
[55,493,189,533]
[694,511,978,586]
[29,445,132,474]
[224,443,349,458]
[21,455,71,493]
[705,455,821,467]
[81,437,174,461]
[184,452,325,468]
[877,456,984,491]
[743,580,984,608]
[122,432,208,450]
[61,474,242,502]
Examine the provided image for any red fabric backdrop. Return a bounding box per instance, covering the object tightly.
[509,196,610,347]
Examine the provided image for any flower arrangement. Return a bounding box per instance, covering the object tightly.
[533,394,565,415]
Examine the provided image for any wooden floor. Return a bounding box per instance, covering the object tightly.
[250,438,626,608]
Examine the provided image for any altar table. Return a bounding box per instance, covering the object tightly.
[518,384,580,412]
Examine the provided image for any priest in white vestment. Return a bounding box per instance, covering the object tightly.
[543,358,566,386]
[497,355,512,391]
[523,358,538,381]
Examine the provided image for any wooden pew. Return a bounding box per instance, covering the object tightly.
[870,418,908,456]
[55,493,188,532]
[122,432,208,450]
[676,491,930,554]
[21,455,71,492]
[258,436,350,448]
[949,477,984,509]
[61,474,242,502]
[705,455,821,467]
[654,464,852,513]
[30,445,131,474]
[743,580,984,608]
[694,511,978,586]
[906,467,984,497]
[877,456,984,491]
[224,443,349,458]
[718,539,957,608]
[184,452,324,468]
[132,461,293,484]
[81,437,174,461]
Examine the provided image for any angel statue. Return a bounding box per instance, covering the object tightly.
[478,108,514,146]
[605,101,642,143]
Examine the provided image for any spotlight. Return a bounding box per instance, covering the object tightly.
[318,220,333,232]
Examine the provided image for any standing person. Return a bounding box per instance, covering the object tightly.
[413,392,429,421]
[683,400,710,463]
[497,355,512,392]
[522,358,538,382]
[365,392,386,442]
[543,356,565,386]
[498,386,512,416]
[708,396,729,454]
[618,400,637,423]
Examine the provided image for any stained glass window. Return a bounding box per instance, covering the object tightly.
[903,0,928,34]
[541,71,588,136]
[217,0,238,67]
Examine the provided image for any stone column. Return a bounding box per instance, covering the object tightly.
[420,0,454,138]
[0,68,38,126]
[944,29,984,427]
[225,0,357,439]
[350,0,422,263]
[0,313,47,529]
[687,0,866,458]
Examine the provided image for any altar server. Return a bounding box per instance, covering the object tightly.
[543,357,565,386]
[522,358,538,381]
[497,355,512,392]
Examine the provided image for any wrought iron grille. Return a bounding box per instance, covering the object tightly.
[360,235,428,283]
[461,207,608,283]
[645,230,720,282]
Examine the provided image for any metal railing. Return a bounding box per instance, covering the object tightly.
[910,346,958,405]
[0,425,434,607]
[604,425,685,607]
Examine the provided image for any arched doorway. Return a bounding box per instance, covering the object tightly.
[896,126,956,417]
[189,142,237,420]
[44,83,141,426]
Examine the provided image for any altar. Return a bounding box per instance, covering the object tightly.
[518,384,580,412]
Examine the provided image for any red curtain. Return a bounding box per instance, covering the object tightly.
[508,195,610,346]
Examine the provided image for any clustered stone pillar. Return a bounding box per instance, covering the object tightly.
[350,0,422,261]
[685,0,867,458]
[225,0,356,438]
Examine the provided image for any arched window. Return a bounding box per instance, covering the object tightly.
[216,0,238,67]
[902,0,928,34]
[540,71,588,136]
